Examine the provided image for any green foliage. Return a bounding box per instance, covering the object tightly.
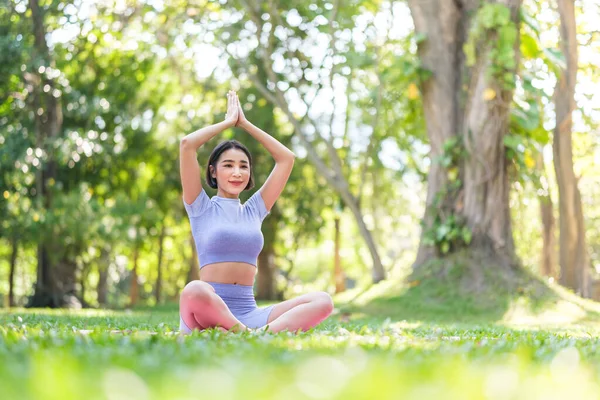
[0,0,198,306]
[520,0,583,147]
[503,132,547,193]
[520,6,540,36]
[423,138,471,255]
[464,3,518,89]
[422,204,473,255]
[519,7,566,76]
[507,6,555,187]
[520,32,540,59]
[542,47,567,74]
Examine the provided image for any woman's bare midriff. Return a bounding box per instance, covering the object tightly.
[199,262,256,286]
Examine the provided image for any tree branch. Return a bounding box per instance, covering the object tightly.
[358,17,386,203]
[324,0,345,176]
[239,0,348,189]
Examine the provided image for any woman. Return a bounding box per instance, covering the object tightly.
[179,90,334,333]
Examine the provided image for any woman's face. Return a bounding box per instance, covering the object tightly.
[211,148,251,195]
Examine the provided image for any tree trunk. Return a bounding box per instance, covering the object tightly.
[408,0,521,271]
[30,245,56,307]
[129,234,140,307]
[256,206,279,300]
[537,151,557,279]
[53,258,81,308]
[553,0,589,296]
[273,98,386,283]
[80,263,87,307]
[165,260,178,302]
[339,190,386,282]
[97,248,109,306]
[155,224,166,304]
[187,231,200,282]
[409,0,466,266]
[256,246,276,300]
[8,235,18,307]
[334,216,346,293]
[27,0,65,308]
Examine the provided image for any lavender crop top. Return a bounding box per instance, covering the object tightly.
[183,189,270,268]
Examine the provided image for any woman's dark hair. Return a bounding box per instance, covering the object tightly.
[206,140,255,190]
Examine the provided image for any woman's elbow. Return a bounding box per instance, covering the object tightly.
[180,137,192,150]
[275,150,295,164]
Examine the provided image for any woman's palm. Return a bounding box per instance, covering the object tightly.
[225,91,239,124]
[236,95,247,126]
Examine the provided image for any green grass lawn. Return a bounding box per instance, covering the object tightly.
[3,275,600,400]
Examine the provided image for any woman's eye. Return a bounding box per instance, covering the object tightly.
[242,166,248,169]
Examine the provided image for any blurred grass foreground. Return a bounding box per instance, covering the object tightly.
[4,268,600,400]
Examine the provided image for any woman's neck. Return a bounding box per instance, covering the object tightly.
[216,190,239,199]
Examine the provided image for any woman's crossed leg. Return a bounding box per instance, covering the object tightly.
[263,291,334,333]
[179,280,248,333]
[179,280,334,334]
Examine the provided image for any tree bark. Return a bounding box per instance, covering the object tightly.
[553,0,590,296]
[53,258,81,308]
[80,263,88,307]
[409,0,466,266]
[27,0,66,308]
[129,231,140,307]
[155,224,166,304]
[334,216,346,293]
[97,247,109,306]
[256,245,276,300]
[408,0,521,270]
[256,207,279,300]
[8,235,18,307]
[337,185,385,282]
[537,151,557,279]
[187,231,200,282]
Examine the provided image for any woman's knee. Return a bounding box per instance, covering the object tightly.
[314,291,334,316]
[180,280,215,306]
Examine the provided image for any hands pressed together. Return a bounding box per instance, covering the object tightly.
[225,90,248,128]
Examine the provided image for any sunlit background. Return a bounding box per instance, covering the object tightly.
[2,1,600,400]
[1,0,599,307]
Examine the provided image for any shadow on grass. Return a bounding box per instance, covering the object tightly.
[335,251,589,326]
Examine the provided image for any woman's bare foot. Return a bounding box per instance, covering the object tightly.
[216,323,249,333]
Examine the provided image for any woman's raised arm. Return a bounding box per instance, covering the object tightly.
[235,94,295,211]
[180,91,239,204]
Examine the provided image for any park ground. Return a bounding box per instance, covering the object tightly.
[3,267,600,400]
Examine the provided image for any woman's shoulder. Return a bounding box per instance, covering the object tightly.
[183,189,214,218]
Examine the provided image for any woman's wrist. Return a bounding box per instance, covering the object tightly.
[222,119,236,129]
[237,119,250,130]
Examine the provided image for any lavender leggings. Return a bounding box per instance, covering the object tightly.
[180,282,275,333]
